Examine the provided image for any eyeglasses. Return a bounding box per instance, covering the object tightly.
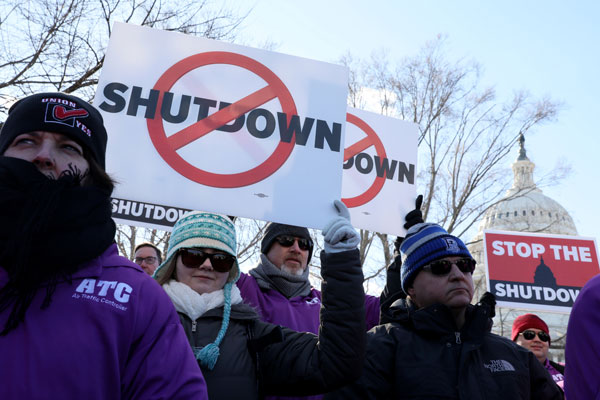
[134,256,157,265]
[520,330,550,342]
[179,249,235,273]
[275,235,313,251]
[422,258,476,276]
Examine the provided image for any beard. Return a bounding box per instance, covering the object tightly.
[280,263,305,276]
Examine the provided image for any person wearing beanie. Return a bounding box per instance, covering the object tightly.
[236,208,381,400]
[0,92,207,399]
[327,220,562,400]
[512,314,565,390]
[154,204,367,400]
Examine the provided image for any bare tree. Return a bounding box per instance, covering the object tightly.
[0,0,246,112]
[340,37,562,283]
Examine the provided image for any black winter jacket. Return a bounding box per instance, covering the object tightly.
[179,249,366,400]
[326,299,563,400]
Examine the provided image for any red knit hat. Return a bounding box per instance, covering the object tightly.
[511,314,550,342]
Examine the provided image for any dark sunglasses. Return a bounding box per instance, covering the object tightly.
[521,330,550,342]
[179,249,235,273]
[422,258,476,276]
[275,235,313,251]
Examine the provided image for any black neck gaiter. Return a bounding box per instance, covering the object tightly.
[0,157,116,334]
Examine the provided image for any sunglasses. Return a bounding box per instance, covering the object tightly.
[275,235,313,251]
[520,330,550,342]
[179,249,235,273]
[422,258,476,276]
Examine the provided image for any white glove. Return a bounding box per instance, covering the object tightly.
[322,200,360,253]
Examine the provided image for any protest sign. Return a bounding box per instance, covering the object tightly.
[95,22,348,229]
[484,229,599,312]
[342,108,418,235]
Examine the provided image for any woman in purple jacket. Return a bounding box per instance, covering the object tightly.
[0,92,207,399]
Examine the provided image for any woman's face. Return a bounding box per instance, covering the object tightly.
[175,248,230,294]
[4,131,89,180]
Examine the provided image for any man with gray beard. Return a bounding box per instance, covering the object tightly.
[237,219,381,400]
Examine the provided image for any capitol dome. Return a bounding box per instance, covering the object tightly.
[476,134,577,235]
[468,134,576,360]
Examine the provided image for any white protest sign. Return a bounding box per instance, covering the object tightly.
[342,108,418,236]
[94,22,348,230]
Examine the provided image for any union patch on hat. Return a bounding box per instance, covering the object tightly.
[0,92,108,168]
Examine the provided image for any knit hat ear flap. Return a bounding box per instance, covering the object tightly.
[193,281,235,370]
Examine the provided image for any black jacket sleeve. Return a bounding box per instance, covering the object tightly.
[256,249,366,396]
[325,325,396,400]
[379,254,405,324]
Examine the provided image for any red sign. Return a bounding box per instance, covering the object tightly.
[484,230,599,311]
[342,112,387,207]
[147,52,298,188]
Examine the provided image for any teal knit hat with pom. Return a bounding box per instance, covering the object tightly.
[154,211,239,370]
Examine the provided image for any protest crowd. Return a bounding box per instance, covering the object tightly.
[0,89,595,400]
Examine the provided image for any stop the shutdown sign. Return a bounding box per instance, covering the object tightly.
[95,22,348,229]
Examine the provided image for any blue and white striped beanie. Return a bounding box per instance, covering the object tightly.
[154,211,239,283]
[400,223,472,294]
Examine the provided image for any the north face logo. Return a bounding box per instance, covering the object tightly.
[443,237,460,253]
[483,359,515,372]
[42,98,92,137]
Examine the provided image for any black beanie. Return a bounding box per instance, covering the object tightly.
[261,223,313,263]
[0,92,108,168]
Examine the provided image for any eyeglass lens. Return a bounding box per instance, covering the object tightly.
[276,235,312,251]
[522,330,550,342]
[427,258,476,275]
[134,256,157,265]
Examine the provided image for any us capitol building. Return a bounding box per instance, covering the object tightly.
[468,134,576,361]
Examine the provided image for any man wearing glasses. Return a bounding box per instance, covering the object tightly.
[512,314,565,391]
[133,242,162,275]
[327,223,562,399]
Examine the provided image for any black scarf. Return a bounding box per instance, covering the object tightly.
[0,157,116,335]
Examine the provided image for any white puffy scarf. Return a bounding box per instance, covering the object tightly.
[162,280,243,321]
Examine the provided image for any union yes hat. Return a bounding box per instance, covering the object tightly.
[0,92,108,168]
[400,223,473,294]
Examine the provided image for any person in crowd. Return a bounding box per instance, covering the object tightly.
[133,241,162,275]
[154,204,366,400]
[512,314,565,391]
[326,222,563,399]
[0,92,207,399]
[564,273,600,399]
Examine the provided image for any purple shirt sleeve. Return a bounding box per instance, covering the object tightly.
[565,274,600,400]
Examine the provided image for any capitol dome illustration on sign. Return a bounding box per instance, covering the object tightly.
[469,133,575,361]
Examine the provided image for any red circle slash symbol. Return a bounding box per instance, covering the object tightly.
[342,113,387,208]
[147,52,298,188]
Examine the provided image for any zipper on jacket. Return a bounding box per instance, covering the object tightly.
[455,332,461,344]
[192,320,197,333]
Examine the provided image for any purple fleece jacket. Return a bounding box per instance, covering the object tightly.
[0,244,207,400]
[237,270,380,400]
[565,273,600,400]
